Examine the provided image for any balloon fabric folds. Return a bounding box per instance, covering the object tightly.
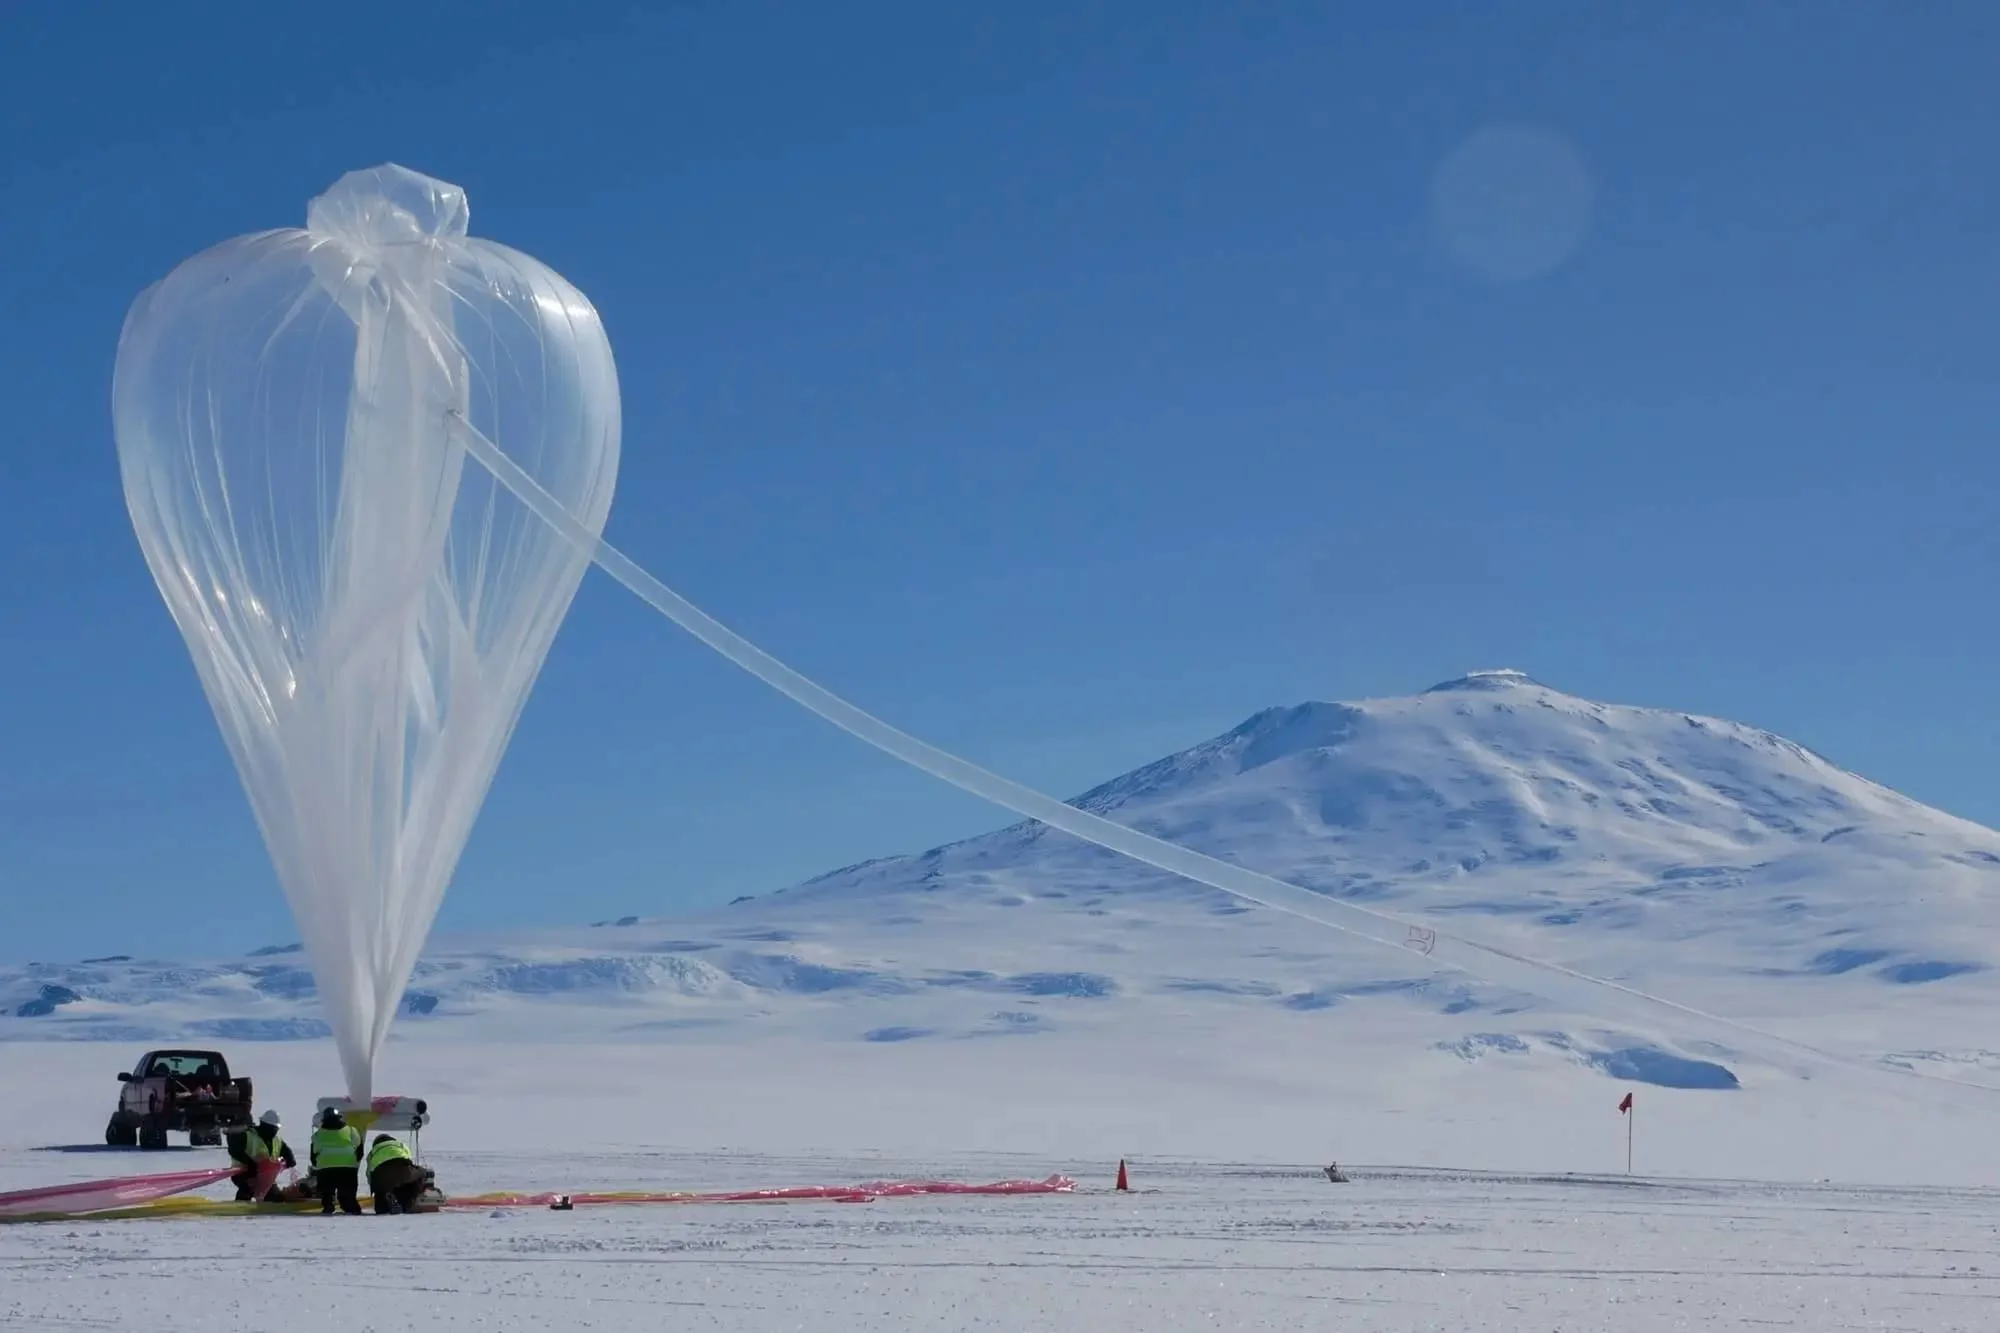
[112,165,620,1099]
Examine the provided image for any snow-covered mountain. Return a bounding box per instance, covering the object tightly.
[8,671,1999,1091]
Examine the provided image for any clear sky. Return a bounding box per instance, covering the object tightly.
[2,2,1995,963]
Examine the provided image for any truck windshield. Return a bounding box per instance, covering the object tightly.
[139,1053,230,1080]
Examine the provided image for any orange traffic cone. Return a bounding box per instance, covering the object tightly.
[1115,1159,1129,1191]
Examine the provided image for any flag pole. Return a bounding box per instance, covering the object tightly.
[1617,1091,1635,1174]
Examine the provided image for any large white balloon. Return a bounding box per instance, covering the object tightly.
[113,165,619,1099]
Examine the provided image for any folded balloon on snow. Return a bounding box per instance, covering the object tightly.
[112,165,620,1100]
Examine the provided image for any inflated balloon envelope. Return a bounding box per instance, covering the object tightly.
[113,165,619,1101]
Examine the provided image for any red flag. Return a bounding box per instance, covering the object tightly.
[1618,1092,1634,1113]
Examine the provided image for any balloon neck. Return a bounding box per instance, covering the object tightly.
[307,163,469,251]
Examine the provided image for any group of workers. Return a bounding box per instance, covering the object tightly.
[228,1106,430,1215]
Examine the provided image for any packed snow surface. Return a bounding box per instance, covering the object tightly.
[5,1042,2000,1331]
[10,1159,1999,1332]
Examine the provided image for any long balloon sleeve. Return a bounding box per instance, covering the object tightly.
[443,410,2000,1106]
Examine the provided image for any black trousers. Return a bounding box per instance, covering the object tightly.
[317,1166,362,1215]
[369,1158,426,1214]
[371,1179,426,1214]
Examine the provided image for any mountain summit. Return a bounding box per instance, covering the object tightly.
[1423,667,1545,691]
[787,671,1998,956]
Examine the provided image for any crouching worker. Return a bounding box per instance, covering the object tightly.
[228,1110,295,1202]
[366,1134,426,1215]
[310,1107,365,1216]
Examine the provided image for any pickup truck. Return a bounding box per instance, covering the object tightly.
[105,1049,255,1149]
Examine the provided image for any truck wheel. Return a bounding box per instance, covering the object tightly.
[105,1118,138,1148]
[188,1127,222,1148]
[138,1122,169,1151]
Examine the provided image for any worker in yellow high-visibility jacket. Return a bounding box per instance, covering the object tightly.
[366,1134,427,1215]
[309,1107,364,1215]
[229,1110,296,1201]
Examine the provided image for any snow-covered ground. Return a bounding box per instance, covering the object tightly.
[5,1041,2000,1331]
[10,1158,2000,1332]
[7,672,2000,1326]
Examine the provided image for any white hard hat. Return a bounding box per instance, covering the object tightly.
[259,1110,281,1127]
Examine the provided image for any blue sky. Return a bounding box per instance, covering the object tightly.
[2,2,1995,963]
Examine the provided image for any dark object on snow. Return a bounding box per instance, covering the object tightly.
[1323,1162,1349,1183]
[265,1170,322,1204]
[549,1195,575,1211]
[16,983,82,1017]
